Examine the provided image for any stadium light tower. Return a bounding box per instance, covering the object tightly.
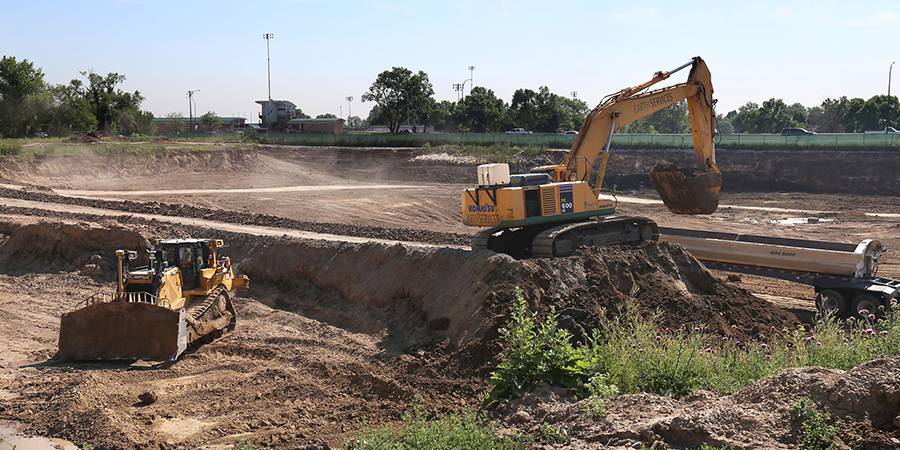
[571,91,577,99]
[468,65,475,91]
[263,33,275,100]
[346,96,353,126]
[187,89,200,133]
[453,83,462,102]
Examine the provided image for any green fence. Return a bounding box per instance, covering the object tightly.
[153,131,900,150]
[250,132,900,149]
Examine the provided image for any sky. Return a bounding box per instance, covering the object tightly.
[2,0,898,122]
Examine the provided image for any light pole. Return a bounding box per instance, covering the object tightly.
[187,90,200,134]
[467,65,475,95]
[453,83,462,102]
[571,91,577,99]
[888,62,896,130]
[346,96,353,128]
[461,79,471,99]
[263,33,275,100]
[398,87,410,131]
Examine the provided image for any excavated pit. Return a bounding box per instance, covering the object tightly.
[0,219,797,373]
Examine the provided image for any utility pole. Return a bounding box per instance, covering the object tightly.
[346,96,353,128]
[187,90,200,134]
[263,33,275,100]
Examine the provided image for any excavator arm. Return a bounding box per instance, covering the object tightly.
[539,56,721,214]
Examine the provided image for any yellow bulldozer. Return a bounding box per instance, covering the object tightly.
[56,238,249,361]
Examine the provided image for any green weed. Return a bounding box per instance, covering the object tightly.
[346,404,531,450]
[483,288,591,408]
[792,398,838,450]
[536,422,569,445]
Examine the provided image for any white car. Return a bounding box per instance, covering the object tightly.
[505,128,532,135]
[563,130,578,135]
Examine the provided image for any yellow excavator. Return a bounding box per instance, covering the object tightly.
[462,56,721,257]
[56,238,249,361]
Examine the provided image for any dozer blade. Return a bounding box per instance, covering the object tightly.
[56,302,187,361]
[649,165,722,215]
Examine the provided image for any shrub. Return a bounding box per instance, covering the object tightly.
[483,288,591,408]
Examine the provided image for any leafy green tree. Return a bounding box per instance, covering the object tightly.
[429,100,457,132]
[362,67,434,133]
[345,115,366,130]
[716,114,735,135]
[0,56,47,137]
[556,96,589,132]
[46,83,96,136]
[365,104,382,126]
[508,86,559,133]
[455,86,506,132]
[200,111,220,132]
[76,71,144,133]
[165,112,184,133]
[316,113,337,119]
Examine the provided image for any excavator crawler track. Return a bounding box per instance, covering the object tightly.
[472,217,659,259]
[531,216,659,258]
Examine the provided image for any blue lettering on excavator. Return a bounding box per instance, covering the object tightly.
[468,205,495,213]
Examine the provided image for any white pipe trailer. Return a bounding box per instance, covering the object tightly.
[659,227,900,318]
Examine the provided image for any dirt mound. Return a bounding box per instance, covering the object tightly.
[0,221,150,276]
[496,357,900,449]
[228,235,797,375]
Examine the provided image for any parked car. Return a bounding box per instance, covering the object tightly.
[864,127,899,134]
[781,128,815,136]
[505,128,532,135]
[563,130,579,135]
[31,132,48,138]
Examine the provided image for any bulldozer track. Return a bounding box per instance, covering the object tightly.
[186,285,228,322]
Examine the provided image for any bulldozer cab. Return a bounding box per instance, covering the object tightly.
[159,240,212,290]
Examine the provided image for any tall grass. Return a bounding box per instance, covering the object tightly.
[487,292,900,405]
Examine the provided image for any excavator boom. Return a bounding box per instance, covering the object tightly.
[557,56,720,214]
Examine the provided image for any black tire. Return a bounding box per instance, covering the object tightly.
[816,289,847,319]
[851,294,882,319]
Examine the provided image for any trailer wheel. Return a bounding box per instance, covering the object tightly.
[851,294,881,319]
[816,289,847,318]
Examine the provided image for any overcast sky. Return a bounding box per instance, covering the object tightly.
[3,0,898,121]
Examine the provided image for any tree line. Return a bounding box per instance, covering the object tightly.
[0,56,155,138]
[4,56,899,138]
[359,67,590,134]
[359,66,900,135]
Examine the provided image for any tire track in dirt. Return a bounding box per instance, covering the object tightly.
[0,186,469,247]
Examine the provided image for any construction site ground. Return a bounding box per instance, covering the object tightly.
[1,144,899,449]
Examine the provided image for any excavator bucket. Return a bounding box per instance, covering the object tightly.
[649,164,722,215]
[56,301,187,361]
